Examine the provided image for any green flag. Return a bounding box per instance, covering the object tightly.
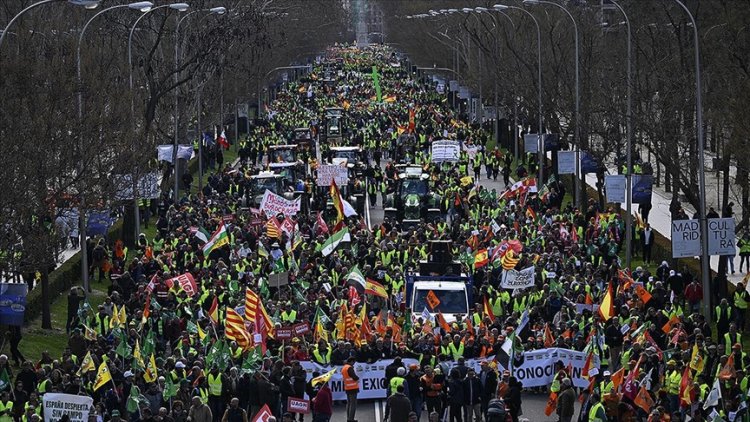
[0,369,9,391]
[142,329,156,357]
[126,385,141,413]
[186,321,198,335]
[371,66,382,102]
[315,228,350,257]
[115,330,131,358]
[241,346,262,375]
[163,376,178,400]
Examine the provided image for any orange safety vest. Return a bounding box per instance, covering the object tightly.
[342,364,359,391]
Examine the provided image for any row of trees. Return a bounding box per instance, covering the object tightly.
[377,0,750,228]
[0,0,350,327]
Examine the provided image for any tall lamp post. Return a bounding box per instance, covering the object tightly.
[128,2,189,240]
[0,0,99,51]
[609,0,634,270]
[76,1,153,291]
[494,4,544,183]
[674,0,710,322]
[524,0,581,207]
[173,6,226,205]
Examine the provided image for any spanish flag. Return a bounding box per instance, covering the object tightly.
[598,282,614,321]
[208,296,219,325]
[330,179,346,223]
[365,278,388,298]
[474,249,489,269]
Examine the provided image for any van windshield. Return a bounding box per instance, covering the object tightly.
[413,289,467,314]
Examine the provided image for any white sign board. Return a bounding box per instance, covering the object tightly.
[43,393,94,422]
[431,140,461,163]
[605,175,626,203]
[501,266,536,289]
[708,218,736,256]
[259,190,301,216]
[113,172,161,201]
[524,134,539,153]
[557,151,576,175]
[316,164,349,186]
[672,219,701,258]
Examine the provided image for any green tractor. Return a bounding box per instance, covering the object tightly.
[384,166,442,228]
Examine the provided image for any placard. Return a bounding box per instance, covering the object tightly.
[524,134,539,153]
[259,190,301,216]
[501,267,535,289]
[671,219,701,258]
[316,164,349,187]
[557,151,576,175]
[294,322,310,336]
[276,327,293,340]
[42,393,94,422]
[605,175,626,203]
[708,218,736,256]
[632,175,653,204]
[431,140,461,162]
[287,398,310,414]
[580,151,599,174]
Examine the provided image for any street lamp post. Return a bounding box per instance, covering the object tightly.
[128,2,189,240]
[76,1,152,292]
[494,4,544,183]
[524,0,581,207]
[173,6,226,205]
[609,0,634,271]
[0,0,99,51]
[674,0,710,322]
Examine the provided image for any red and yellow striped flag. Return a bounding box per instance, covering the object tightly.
[245,288,273,336]
[225,307,252,349]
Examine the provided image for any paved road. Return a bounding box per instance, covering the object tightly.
[328,393,568,422]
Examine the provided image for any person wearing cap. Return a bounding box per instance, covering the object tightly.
[556,378,576,422]
[598,371,613,395]
[172,362,188,383]
[280,302,297,324]
[390,367,407,397]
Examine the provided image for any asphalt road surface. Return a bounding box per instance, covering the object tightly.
[327,393,571,422]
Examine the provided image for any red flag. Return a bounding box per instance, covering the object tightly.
[544,392,558,416]
[584,293,593,305]
[251,404,274,422]
[142,294,151,322]
[316,211,329,235]
[216,129,229,149]
[348,285,361,307]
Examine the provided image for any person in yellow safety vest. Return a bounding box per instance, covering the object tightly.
[20,406,35,422]
[342,357,360,422]
[313,341,332,365]
[733,282,750,331]
[550,361,567,394]
[207,366,226,419]
[171,361,188,382]
[664,360,682,413]
[280,303,297,323]
[390,367,406,395]
[716,298,734,338]
[724,323,742,356]
[0,392,13,422]
[598,371,613,395]
[92,305,110,335]
[448,335,464,361]
[587,393,607,422]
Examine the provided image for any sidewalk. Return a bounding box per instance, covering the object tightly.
[582,161,746,287]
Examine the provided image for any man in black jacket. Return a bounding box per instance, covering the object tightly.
[479,362,498,417]
[463,369,482,422]
[384,385,411,422]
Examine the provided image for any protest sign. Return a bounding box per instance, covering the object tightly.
[260,190,301,216]
[43,393,94,422]
[501,266,535,289]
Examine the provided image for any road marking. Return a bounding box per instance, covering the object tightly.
[374,399,382,422]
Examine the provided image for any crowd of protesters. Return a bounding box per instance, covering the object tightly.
[2,44,749,422]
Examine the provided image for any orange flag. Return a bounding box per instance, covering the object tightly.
[719,354,736,380]
[579,375,596,403]
[544,392,558,416]
[483,296,496,322]
[436,312,452,333]
[426,290,441,310]
[610,367,625,393]
[582,352,594,379]
[635,284,652,304]
[633,385,655,413]
[585,292,593,305]
[662,315,681,334]
[544,324,555,348]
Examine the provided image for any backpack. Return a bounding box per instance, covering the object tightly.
[486,398,508,422]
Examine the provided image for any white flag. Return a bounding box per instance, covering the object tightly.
[341,198,358,217]
[703,378,722,410]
